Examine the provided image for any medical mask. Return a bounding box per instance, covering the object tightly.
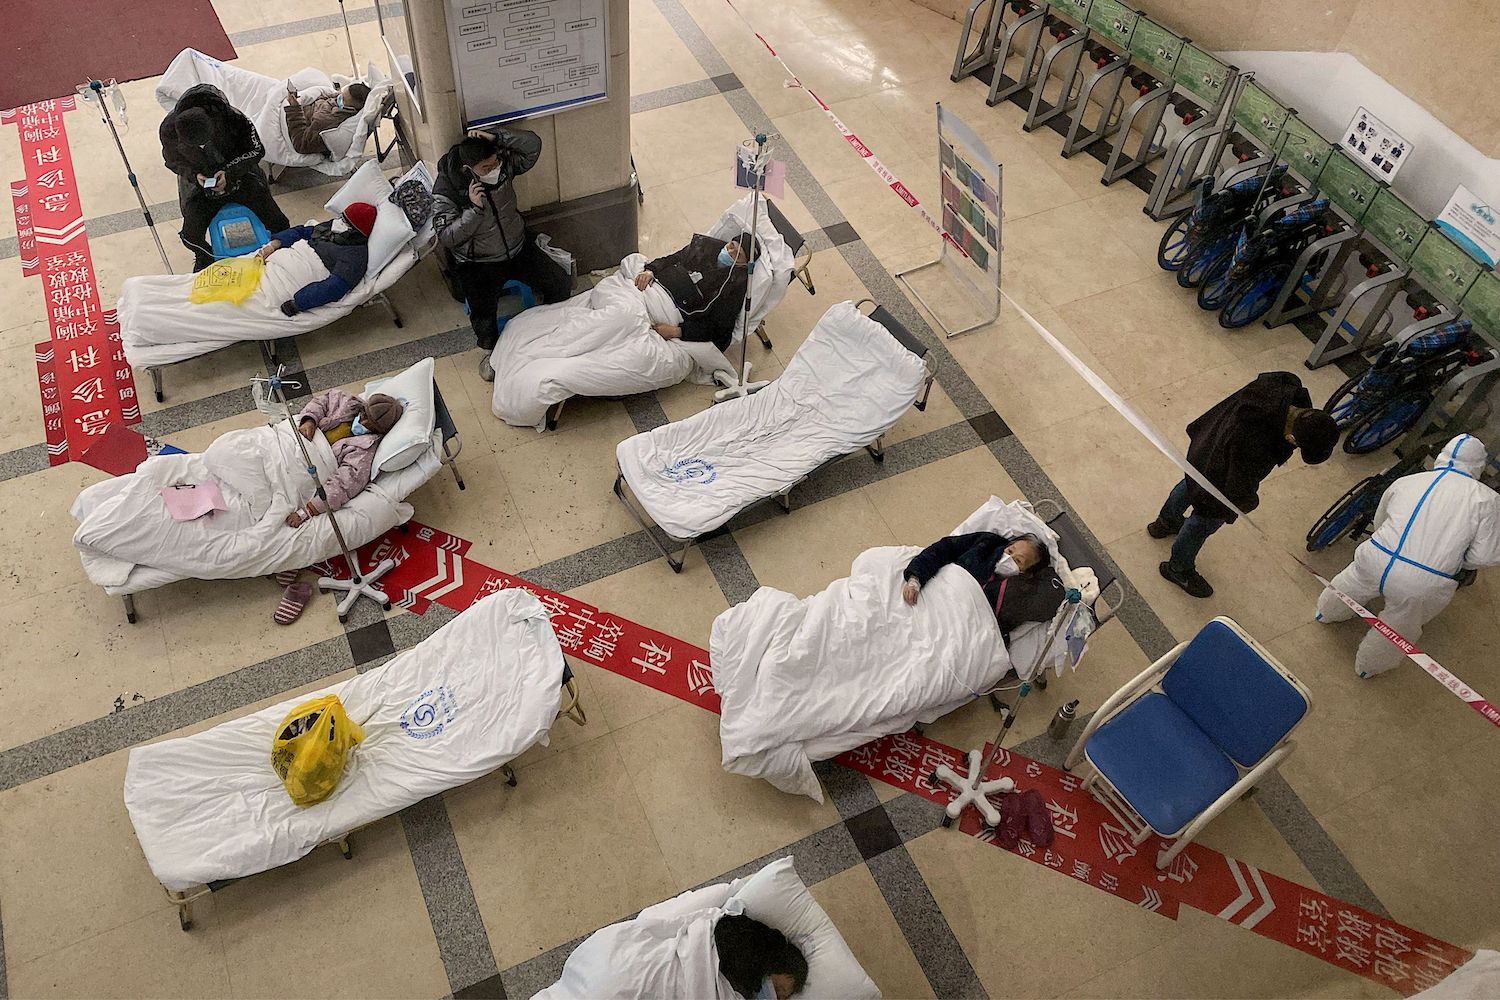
[718,247,735,268]
[995,554,1021,577]
[330,218,350,234]
[477,166,502,185]
[754,979,776,1000]
[335,94,346,111]
[351,416,369,436]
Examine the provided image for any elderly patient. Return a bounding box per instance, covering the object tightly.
[902,531,1065,643]
[634,232,758,351]
[257,201,377,317]
[286,389,403,529]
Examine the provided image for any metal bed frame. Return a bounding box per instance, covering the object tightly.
[166,666,585,931]
[611,299,938,572]
[119,378,465,625]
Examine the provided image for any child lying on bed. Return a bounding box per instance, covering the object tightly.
[285,389,403,529]
[256,201,377,317]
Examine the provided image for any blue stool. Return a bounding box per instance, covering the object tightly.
[208,202,270,259]
[464,280,536,333]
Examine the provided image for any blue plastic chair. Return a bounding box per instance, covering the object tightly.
[1064,617,1311,868]
[207,202,271,259]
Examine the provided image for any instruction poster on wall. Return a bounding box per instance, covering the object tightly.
[1435,184,1500,267]
[447,0,609,127]
[1342,106,1410,182]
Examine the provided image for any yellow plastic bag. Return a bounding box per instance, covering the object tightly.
[270,694,365,807]
[188,255,264,305]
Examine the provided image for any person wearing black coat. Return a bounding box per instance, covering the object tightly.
[636,232,757,351]
[1148,371,1339,598]
[159,84,289,271]
[902,531,1065,643]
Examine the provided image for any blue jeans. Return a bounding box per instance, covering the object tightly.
[1158,477,1225,573]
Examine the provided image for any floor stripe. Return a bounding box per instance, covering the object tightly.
[399,796,503,995]
[629,79,721,114]
[227,2,401,47]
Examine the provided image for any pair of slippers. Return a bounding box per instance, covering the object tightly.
[273,569,313,625]
[990,788,1054,850]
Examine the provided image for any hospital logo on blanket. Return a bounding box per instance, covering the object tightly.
[662,458,716,485]
[400,685,459,740]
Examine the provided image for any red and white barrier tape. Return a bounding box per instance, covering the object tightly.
[718,1,1498,726]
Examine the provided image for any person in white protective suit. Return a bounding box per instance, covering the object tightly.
[1315,434,1500,677]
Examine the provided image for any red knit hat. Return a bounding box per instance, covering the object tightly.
[342,201,377,237]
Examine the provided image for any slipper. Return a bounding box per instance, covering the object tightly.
[274,582,314,625]
[1020,788,1055,847]
[993,792,1024,850]
[274,569,302,588]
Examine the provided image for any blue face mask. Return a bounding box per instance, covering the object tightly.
[351,415,369,436]
[718,247,735,268]
[335,94,346,111]
[755,979,776,1000]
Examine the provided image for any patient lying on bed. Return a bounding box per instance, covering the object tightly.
[901,531,1066,642]
[286,389,403,528]
[258,201,377,317]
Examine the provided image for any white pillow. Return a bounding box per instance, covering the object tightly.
[326,159,392,215]
[708,194,796,331]
[364,201,415,279]
[363,357,436,473]
[725,857,880,999]
[319,118,360,160]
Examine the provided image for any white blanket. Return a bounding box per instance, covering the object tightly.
[536,903,731,1000]
[710,500,1090,801]
[70,422,433,593]
[124,590,565,890]
[119,240,418,368]
[155,48,390,174]
[490,254,734,430]
[617,301,927,540]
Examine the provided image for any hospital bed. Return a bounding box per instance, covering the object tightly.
[155,49,399,177]
[613,299,937,571]
[747,197,816,350]
[122,590,587,930]
[70,358,464,623]
[119,160,432,401]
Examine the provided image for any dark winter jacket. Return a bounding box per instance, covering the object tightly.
[645,234,752,351]
[269,221,370,311]
[159,84,266,186]
[1183,371,1311,522]
[284,94,358,155]
[904,531,1065,642]
[431,128,542,263]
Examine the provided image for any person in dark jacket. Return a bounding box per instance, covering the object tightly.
[284,81,370,155]
[902,531,1065,643]
[635,232,757,351]
[160,84,289,271]
[432,131,573,378]
[1148,371,1339,598]
[256,201,377,316]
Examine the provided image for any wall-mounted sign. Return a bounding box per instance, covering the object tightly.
[1435,184,1500,267]
[1341,106,1410,182]
[447,0,610,127]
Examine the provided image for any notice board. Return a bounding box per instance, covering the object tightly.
[447,0,610,127]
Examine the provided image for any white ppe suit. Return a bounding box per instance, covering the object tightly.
[1316,435,1500,677]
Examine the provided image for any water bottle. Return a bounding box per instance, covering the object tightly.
[1048,700,1079,741]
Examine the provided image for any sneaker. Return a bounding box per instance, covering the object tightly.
[478,354,495,382]
[1146,519,1180,539]
[1159,561,1213,598]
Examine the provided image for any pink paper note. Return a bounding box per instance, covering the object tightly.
[159,482,228,521]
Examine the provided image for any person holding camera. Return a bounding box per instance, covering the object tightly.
[432,128,573,380]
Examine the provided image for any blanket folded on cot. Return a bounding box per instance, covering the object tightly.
[490,253,733,430]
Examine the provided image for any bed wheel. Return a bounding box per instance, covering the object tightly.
[127,612,137,624]
[178,908,192,932]
[940,814,954,828]
[990,693,1009,716]
[871,451,885,463]
[382,600,392,611]
[155,389,164,403]
[503,764,517,787]
[667,558,684,575]
[392,316,404,329]
[339,837,353,859]
[1034,673,1048,691]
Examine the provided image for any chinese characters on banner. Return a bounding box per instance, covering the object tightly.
[3,98,140,466]
[320,519,1467,994]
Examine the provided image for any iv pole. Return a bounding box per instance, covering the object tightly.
[336,0,360,76]
[253,368,397,620]
[713,132,773,403]
[79,78,174,273]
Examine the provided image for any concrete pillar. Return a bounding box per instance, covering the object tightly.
[406,1,463,165]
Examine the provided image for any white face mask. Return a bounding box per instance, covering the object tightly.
[995,553,1021,577]
[330,218,350,233]
[477,166,502,185]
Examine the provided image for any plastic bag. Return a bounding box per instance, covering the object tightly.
[270,694,365,807]
[535,232,575,276]
[189,255,264,305]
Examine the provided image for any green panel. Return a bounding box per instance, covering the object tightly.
[1172,45,1231,106]
[1277,115,1334,183]
[1085,0,1136,48]
[1231,81,1290,150]
[1410,229,1484,302]
[1363,189,1424,261]
[1049,0,1092,24]
[1461,270,1500,338]
[1316,150,1378,222]
[1127,17,1181,77]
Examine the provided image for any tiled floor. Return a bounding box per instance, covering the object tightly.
[1,0,1497,998]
